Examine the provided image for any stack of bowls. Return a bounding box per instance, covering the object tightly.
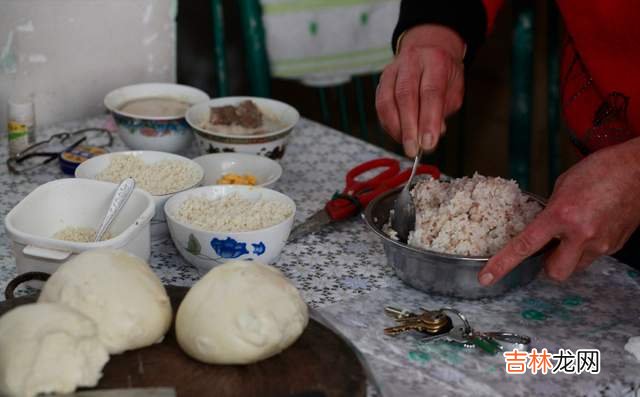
[5,85,303,283]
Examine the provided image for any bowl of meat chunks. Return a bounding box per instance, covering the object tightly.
[186,97,299,161]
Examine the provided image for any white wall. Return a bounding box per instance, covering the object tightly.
[0,0,177,130]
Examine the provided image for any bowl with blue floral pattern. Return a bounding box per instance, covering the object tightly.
[104,83,209,153]
[164,185,295,274]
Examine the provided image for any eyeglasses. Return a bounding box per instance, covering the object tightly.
[7,128,113,174]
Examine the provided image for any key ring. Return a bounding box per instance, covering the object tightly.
[483,332,531,351]
[437,307,472,334]
[439,309,531,351]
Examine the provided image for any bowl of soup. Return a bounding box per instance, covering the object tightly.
[104,83,209,153]
[186,97,299,160]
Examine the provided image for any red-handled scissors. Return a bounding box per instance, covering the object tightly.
[288,157,440,242]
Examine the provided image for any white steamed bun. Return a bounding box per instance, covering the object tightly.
[176,260,308,364]
[0,303,109,397]
[38,249,172,354]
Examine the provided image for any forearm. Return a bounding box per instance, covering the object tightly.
[397,25,466,62]
[480,133,640,285]
[391,0,490,64]
[600,136,640,195]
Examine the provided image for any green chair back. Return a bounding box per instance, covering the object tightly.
[211,0,229,96]
[211,0,381,143]
[509,0,561,190]
[547,1,561,186]
[211,0,270,97]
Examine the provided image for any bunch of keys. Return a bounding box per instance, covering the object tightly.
[384,306,531,355]
[383,307,453,336]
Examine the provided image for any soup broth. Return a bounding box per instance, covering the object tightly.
[119,97,191,118]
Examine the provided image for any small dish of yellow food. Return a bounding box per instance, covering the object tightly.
[192,153,282,188]
[216,173,257,186]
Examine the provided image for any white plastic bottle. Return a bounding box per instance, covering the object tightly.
[7,98,36,157]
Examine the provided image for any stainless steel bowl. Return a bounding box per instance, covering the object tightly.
[363,187,546,299]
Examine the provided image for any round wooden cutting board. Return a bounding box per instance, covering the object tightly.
[0,286,366,397]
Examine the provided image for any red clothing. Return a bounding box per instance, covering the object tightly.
[483,0,640,153]
[391,0,640,264]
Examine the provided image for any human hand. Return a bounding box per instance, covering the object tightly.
[478,137,640,285]
[376,25,466,157]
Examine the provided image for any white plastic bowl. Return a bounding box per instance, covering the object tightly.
[4,179,155,281]
[104,83,209,153]
[74,150,204,240]
[164,185,295,274]
[193,153,283,188]
[186,96,299,160]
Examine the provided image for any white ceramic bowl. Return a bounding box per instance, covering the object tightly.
[193,153,283,188]
[186,96,299,160]
[74,150,204,240]
[4,179,155,282]
[104,83,209,153]
[164,185,295,274]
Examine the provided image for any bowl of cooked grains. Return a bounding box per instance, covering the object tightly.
[75,151,204,240]
[4,179,155,280]
[364,174,548,299]
[164,185,295,273]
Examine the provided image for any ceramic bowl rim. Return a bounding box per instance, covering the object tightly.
[185,96,300,140]
[164,185,296,236]
[4,179,155,249]
[74,150,205,198]
[363,186,549,265]
[104,83,210,121]
[191,152,283,187]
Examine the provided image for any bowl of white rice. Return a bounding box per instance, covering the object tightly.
[364,174,548,299]
[5,179,155,282]
[164,185,295,273]
[75,151,204,240]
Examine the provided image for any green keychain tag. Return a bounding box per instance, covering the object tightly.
[472,335,502,355]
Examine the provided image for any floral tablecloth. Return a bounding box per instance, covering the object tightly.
[318,258,640,397]
[1,115,639,396]
[0,115,397,307]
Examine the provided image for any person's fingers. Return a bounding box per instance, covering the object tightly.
[444,63,464,117]
[417,50,449,152]
[575,251,600,272]
[543,240,582,281]
[394,60,420,157]
[375,64,402,143]
[478,213,558,286]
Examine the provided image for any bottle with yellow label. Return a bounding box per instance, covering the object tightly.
[7,98,36,157]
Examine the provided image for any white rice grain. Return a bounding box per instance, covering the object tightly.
[405,174,542,256]
[174,193,293,232]
[95,155,200,196]
[52,226,112,242]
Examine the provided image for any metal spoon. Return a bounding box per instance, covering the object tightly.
[391,138,423,242]
[94,177,136,242]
